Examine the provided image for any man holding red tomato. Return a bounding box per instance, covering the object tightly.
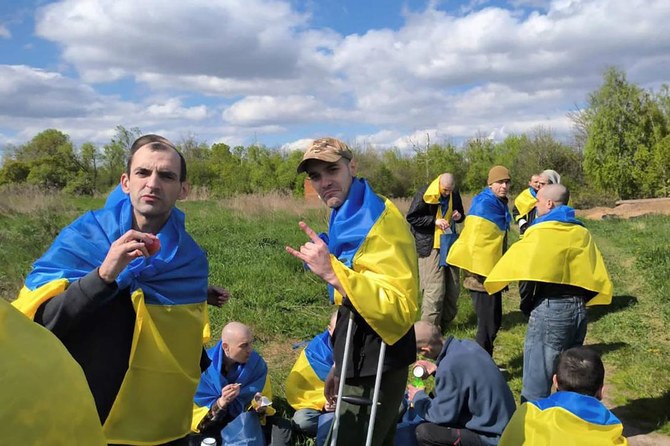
[13,134,227,445]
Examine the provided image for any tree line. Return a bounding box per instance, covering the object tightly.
[1,67,668,202]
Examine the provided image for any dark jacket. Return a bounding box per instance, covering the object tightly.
[333,302,416,379]
[406,184,465,258]
[519,281,597,316]
[34,269,210,424]
[413,337,516,446]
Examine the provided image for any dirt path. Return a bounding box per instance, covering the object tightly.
[576,197,670,220]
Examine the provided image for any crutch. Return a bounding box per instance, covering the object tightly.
[330,311,387,446]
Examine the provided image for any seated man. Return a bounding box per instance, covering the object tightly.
[499,346,627,445]
[191,321,291,446]
[407,321,516,446]
[285,312,338,437]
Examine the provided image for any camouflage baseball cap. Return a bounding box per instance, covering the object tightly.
[296,137,353,173]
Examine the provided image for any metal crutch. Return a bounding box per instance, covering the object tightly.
[330,311,387,446]
[330,311,354,446]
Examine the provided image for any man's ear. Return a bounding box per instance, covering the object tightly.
[178,181,190,200]
[552,374,559,391]
[596,385,604,401]
[120,173,130,193]
[419,346,431,356]
[349,159,357,176]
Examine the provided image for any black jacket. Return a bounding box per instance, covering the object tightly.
[406,184,465,258]
[333,302,416,379]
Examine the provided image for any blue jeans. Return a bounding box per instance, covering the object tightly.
[521,296,587,403]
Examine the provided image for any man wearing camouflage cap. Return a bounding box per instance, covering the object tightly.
[286,137,419,445]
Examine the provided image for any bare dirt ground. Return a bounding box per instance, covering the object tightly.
[576,197,670,220]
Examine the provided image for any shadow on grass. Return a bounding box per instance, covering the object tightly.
[502,310,528,331]
[611,390,670,436]
[588,295,638,323]
[585,341,628,356]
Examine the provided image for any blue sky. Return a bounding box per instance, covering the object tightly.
[1,0,669,152]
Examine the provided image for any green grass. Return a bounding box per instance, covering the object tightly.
[1,193,668,439]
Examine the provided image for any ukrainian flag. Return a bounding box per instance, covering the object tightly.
[192,343,274,431]
[484,206,612,305]
[12,185,209,445]
[499,391,628,445]
[447,187,511,277]
[324,178,419,346]
[514,187,537,222]
[1,299,106,445]
[286,330,334,411]
[422,176,453,250]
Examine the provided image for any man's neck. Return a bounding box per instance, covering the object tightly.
[222,355,237,375]
[132,213,169,234]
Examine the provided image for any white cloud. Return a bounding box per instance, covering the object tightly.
[0,0,666,149]
[0,24,10,38]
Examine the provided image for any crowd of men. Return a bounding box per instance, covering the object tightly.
[1,134,627,446]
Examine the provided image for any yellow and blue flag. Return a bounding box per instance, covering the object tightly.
[285,330,334,411]
[324,178,419,345]
[12,184,209,444]
[499,391,628,445]
[484,206,612,305]
[1,299,106,446]
[514,187,537,222]
[447,187,511,277]
[422,176,454,250]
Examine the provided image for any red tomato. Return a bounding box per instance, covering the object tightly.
[146,237,161,256]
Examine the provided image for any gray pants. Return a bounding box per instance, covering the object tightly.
[419,249,460,329]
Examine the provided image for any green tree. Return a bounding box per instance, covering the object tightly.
[582,67,665,198]
[462,136,496,192]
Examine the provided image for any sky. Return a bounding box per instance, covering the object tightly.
[1,0,669,152]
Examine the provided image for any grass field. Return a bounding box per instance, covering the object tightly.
[1,190,668,440]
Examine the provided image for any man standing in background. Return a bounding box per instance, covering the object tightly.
[447,166,512,358]
[407,173,465,331]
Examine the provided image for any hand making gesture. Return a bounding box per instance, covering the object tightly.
[285,221,345,296]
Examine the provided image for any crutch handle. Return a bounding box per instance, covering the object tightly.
[340,395,380,406]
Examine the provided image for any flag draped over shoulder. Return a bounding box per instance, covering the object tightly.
[499,392,628,446]
[192,342,272,430]
[324,177,419,345]
[422,176,454,251]
[446,187,511,277]
[286,330,334,411]
[16,184,207,311]
[484,206,612,305]
[514,187,537,222]
[0,299,106,446]
[12,184,209,445]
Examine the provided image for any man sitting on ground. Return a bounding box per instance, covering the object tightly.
[407,321,516,446]
[191,322,291,446]
[499,346,627,445]
[285,312,338,437]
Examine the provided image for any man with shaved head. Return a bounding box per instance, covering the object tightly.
[192,322,292,445]
[407,173,465,330]
[407,321,515,446]
[485,184,613,403]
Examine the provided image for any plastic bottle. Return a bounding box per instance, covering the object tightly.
[200,437,217,446]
